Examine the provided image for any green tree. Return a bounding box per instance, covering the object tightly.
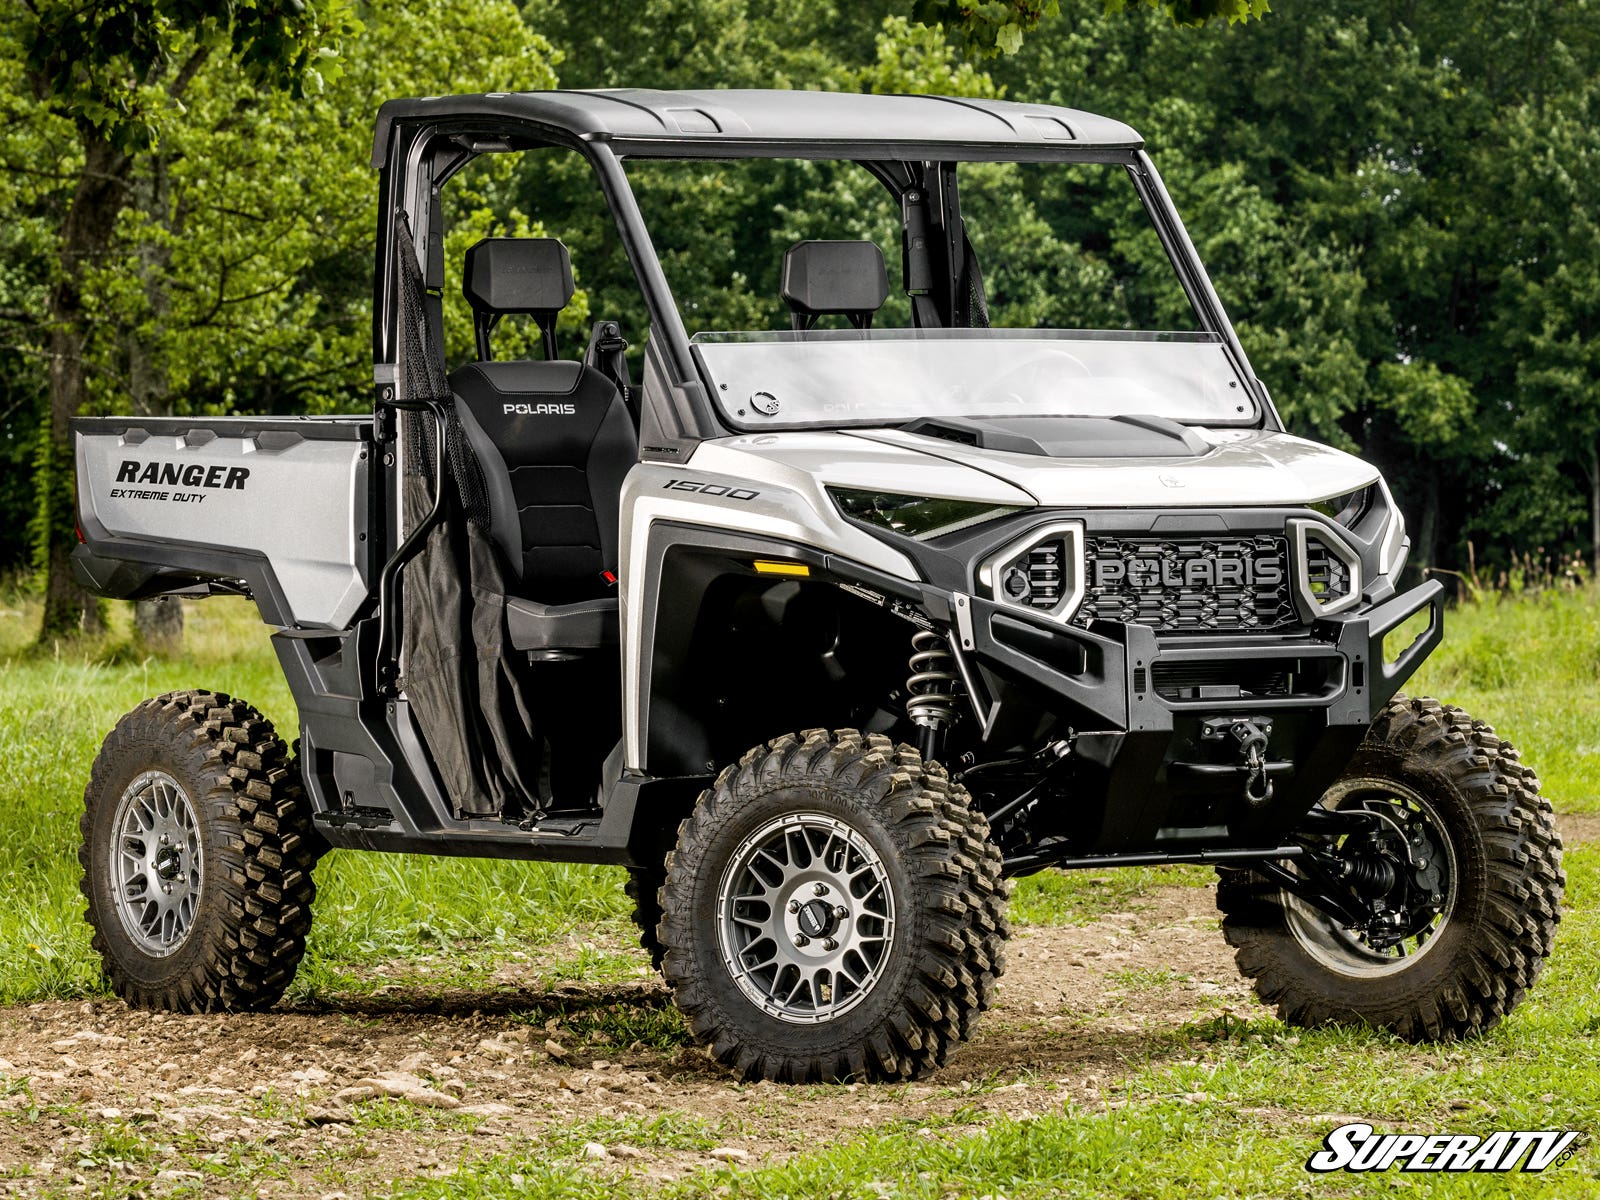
[918,0,1268,56]
[5,0,556,646]
[87,0,556,418]
[9,0,358,642]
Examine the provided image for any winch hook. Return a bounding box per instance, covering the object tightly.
[1241,733,1274,806]
[1202,716,1276,807]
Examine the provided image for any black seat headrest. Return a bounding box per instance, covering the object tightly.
[462,238,574,362]
[781,240,889,330]
[463,238,574,316]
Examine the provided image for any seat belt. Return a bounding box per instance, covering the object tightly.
[585,320,633,589]
[584,320,634,420]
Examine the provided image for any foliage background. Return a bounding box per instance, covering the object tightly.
[3,0,1599,593]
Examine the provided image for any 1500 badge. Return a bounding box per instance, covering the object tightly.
[662,479,760,501]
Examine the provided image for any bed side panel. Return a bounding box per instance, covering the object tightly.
[74,420,371,629]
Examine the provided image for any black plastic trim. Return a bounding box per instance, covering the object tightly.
[72,539,294,627]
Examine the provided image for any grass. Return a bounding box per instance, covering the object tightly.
[386,1102,1599,1199]
[1,582,1598,1197]
[1408,587,1600,811]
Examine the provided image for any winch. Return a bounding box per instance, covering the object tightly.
[1201,716,1278,806]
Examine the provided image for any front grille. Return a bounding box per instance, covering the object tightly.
[1071,535,1296,633]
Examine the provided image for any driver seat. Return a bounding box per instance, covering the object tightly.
[447,237,635,654]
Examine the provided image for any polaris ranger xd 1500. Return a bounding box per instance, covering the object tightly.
[71,90,1564,1083]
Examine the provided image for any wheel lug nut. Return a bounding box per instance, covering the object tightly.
[822,937,838,951]
[794,934,810,948]
[813,883,829,896]
[833,905,848,920]
[788,900,801,914]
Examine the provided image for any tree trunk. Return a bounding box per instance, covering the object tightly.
[35,127,131,643]
[124,150,185,651]
[134,598,184,654]
[1413,466,1441,589]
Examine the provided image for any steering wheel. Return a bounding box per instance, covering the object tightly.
[972,349,1092,409]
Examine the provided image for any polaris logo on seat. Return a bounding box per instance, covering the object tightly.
[503,402,576,415]
[115,460,250,489]
[1096,554,1284,589]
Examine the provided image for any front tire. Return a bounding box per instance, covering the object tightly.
[659,729,1007,1082]
[1218,696,1564,1040]
[80,691,320,1011]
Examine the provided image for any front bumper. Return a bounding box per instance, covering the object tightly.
[970,578,1443,734]
[966,579,1445,852]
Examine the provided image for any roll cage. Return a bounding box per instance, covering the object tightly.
[367,89,1279,449]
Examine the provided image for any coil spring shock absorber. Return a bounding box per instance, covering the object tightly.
[906,628,959,763]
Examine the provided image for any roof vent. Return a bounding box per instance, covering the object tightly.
[667,107,720,133]
[1025,115,1076,141]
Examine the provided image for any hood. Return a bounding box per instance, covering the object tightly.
[842,426,1380,508]
[691,431,1037,507]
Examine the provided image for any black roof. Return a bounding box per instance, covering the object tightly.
[371,88,1143,166]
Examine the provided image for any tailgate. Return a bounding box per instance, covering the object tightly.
[73,415,374,630]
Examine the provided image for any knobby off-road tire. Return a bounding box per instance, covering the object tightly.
[659,729,1008,1083]
[1218,696,1564,1040]
[625,868,667,972]
[80,690,321,1011]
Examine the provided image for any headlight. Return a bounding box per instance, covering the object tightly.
[828,489,1023,541]
[1307,486,1371,527]
[1314,481,1407,577]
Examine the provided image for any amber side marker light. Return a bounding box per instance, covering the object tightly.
[753,560,810,577]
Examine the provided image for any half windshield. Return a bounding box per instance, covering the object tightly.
[693,329,1250,430]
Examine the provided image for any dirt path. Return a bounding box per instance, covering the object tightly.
[0,885,1256,1194]
[3,810,1591,1194]
[1557,812,1600,847]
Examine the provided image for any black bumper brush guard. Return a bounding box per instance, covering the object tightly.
[972,579,1446,870]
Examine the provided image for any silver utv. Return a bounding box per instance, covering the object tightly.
[70,90,1562,1079]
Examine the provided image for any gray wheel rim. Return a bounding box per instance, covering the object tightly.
[717,812,897,1025]
[1284,778,1459,979]
[110,770,204,957]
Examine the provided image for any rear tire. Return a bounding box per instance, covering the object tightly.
[659,729,1007,1082]
[625,867,666,972]
[80,691,321,1011]
[1218,696,1563,1040]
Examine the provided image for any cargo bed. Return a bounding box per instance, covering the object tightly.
[72,415,374,630]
